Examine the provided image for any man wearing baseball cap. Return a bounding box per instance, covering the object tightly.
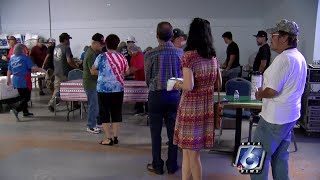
[2,36,29,61]
[83,33,105,134]
[122,35,137,66]
[252,19,307,180]
[252,30,271,73]
[172,28,187,49]
[48,32,78,112]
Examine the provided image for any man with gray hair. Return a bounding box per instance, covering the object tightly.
[252,19,307,180]
[145,21,182,175]
[7,44,46,121]
[127,43,146,115]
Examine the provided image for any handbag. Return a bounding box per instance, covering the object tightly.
[214,66,223,129]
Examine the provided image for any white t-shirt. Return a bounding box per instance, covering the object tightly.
[260,48,307,125]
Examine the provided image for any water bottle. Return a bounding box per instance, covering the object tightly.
[234,90,240,101]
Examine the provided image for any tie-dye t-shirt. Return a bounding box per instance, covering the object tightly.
[94,52,129,93]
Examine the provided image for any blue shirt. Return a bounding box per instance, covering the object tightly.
[94,52,128,93]
[80,52,86,61]
[8,55,35,88]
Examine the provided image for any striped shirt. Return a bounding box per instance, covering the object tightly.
[94,52,129,93]
[144,42,183,91]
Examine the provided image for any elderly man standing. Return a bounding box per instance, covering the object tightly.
[145,21,183,175]
[127,43,146,115]
[83,33,104,134]
[30,38,47,95]
[252,19,307,180]
[2,36,29,61]
[48,33,79,112]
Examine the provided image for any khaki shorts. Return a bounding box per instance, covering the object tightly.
[54,75,68,91]
[48,74,67,106]
[45,69,55,89]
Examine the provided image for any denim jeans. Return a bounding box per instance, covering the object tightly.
[250,117,296,180]
[85,88,99,128]
[148,90,180,171]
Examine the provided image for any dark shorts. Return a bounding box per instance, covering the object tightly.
[98,92,124,123]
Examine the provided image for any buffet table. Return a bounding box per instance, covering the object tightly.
[31,72,46,89]
[0,75,20,112]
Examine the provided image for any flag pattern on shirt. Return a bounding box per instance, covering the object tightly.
[94,52,128,93]
[105,52,128,86]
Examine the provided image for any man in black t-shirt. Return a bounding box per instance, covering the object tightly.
[43,38,56,94]
[253,31,271,73]
[221,32,241,80]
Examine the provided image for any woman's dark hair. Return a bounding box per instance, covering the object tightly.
[184,18,216,59]
[106,34,120,50]
[278,31,298,48]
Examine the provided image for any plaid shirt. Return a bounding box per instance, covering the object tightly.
[144,42,183,91]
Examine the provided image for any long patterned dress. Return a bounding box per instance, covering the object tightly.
[173,51,218,151]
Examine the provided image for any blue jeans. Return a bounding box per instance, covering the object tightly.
[148,90,180,171]
[250,117,296,180]
[84,88,99,129]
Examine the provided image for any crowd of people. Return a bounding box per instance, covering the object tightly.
[1,17,307,180]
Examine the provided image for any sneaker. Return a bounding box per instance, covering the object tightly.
[39,91,45,96]
[86,127,100,134]
[23,112,34,117]
[93,127,101,132]
[10,109,20,121]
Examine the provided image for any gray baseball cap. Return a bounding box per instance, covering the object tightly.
[266,19,299,36]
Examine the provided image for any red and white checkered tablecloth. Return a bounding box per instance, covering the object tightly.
[60,79,148,102]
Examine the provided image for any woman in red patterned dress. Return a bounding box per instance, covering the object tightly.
[173,18,222,180]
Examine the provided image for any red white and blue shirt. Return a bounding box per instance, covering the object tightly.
[94,52,128,93]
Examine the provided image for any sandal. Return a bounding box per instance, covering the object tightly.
[99,138,114,146]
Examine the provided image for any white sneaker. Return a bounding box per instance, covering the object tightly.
[94,127,101,132]
[86,127,100,134]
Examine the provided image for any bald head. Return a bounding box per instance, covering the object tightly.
[157,22,173,42]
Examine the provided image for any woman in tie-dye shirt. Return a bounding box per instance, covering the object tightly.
[92,34,129,146]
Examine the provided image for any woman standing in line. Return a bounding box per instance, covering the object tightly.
[173,18,221,180]
[92,34,130,145]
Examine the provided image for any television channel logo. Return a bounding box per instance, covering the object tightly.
[235,142,266,174]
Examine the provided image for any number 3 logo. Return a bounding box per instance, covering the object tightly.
[240,146,260,169]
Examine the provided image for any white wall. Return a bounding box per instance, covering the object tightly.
[263,0,319,64]
[314,0,320,63]
[0,0,50,38]
[0,0,264,64]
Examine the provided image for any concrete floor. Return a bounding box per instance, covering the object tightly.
[0,89,320,180]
